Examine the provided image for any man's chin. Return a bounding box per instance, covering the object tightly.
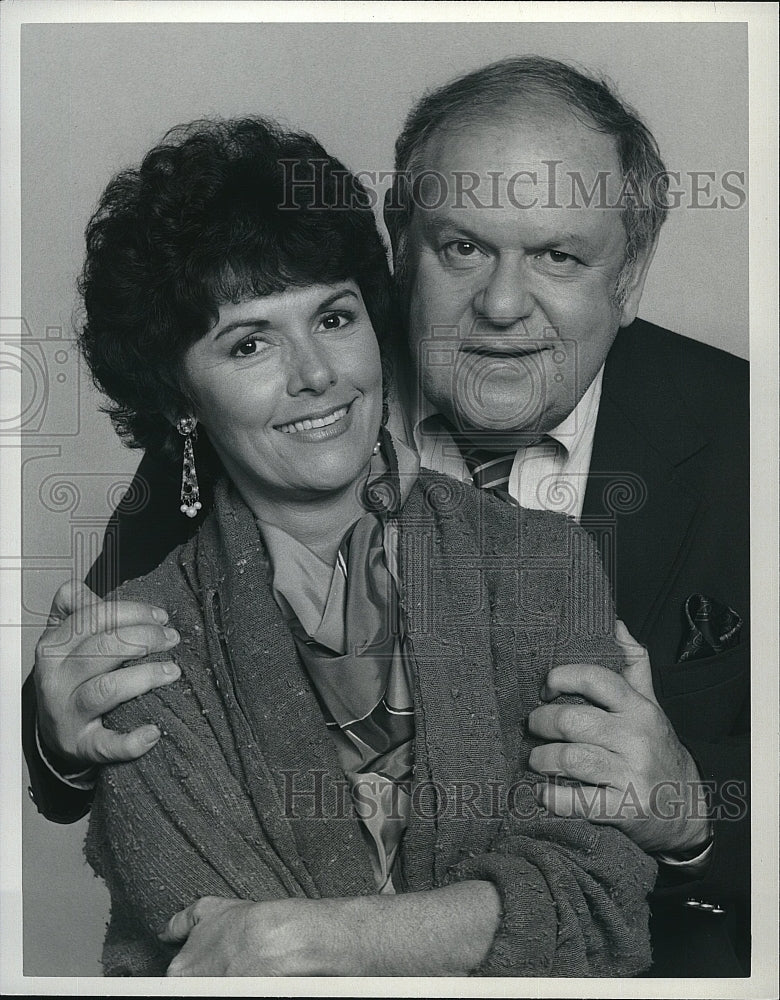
[447,416,556,452]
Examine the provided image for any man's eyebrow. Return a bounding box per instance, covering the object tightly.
[539,232,598,255]
[417,214,484,242]
[213,287,359,340]
[417,215,598,257]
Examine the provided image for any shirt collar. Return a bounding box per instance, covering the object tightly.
[544,367,604,458]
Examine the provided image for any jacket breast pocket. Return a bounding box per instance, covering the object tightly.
[659,640,750,741]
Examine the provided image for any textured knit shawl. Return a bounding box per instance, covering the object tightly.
[85,470,656,977]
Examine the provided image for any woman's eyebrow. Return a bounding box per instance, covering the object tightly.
[213,288,360,340]
[213,317,271,340]
[314,288,359,312]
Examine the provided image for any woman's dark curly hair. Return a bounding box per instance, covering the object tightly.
[78,116,396,470]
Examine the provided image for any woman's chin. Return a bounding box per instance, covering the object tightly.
[300,458,373,497]
[263,449,374,503]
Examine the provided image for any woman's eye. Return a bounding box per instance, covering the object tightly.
[232,337,266,358]
[319,312,352,331]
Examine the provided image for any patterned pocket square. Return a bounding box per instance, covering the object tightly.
[677,593,743,662]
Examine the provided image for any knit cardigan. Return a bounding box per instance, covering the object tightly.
[84,469,656,977]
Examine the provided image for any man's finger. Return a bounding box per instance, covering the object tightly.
[614,620,659,705]
[44,600,172,654]
[158,903,198,944]
[74,622,179,669]
[535,780,616,823]
[527,702,629,752]
[83,721,163,766]
[43,623,180,688]
[47,579,101,626]
[158,897,225,944]
[542,662,641,711]
[614,619,646,664]
[74,658,180,718]
[528,740,626,788]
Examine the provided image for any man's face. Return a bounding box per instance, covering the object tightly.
[401,106,654,447]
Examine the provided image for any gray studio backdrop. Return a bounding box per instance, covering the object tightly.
[19,20,748,976]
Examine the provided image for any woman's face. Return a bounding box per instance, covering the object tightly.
[180,281,384,511]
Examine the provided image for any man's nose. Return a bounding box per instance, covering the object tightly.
[473,256,534,327]
[286,341,338,395]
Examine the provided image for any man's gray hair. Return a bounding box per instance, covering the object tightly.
[387,56,670,304]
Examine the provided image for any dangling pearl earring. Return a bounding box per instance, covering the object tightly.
[176,416,202,518]
[372,440,381,455]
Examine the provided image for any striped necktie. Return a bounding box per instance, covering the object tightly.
[463,448,516,494]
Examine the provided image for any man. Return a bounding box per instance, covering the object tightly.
[24,57,749,976]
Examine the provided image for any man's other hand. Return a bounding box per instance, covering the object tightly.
[34,580,181,770]
[527,621,711,855]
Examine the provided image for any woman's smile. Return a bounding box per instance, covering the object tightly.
[275,399,355,436]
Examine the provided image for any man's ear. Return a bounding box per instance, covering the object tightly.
[383,185,402,257]
[619,239,658,328]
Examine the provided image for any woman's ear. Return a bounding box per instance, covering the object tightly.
[619,240,658,328]
[174,415,198,436]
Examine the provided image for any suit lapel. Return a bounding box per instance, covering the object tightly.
[583,324,708,644]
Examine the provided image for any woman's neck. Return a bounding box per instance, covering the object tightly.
[240,478,369,565]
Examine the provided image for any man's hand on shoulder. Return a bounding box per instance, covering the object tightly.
[34,580,182,771]
[527,621,711,856]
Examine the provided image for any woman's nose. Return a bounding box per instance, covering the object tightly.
[473,256,535,326]
[286,341,338,395]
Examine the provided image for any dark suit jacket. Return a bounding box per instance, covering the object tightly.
[22,318,750,975]
[581,320,749,976]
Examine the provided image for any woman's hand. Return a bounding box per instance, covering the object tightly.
[161,896,318,977]
[160,882,501,977]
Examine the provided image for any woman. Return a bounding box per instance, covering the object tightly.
[79,117,655,977]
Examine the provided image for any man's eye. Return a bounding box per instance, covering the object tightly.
[448,241,477,256]
[539,250,578,265]
[442,240,486,265]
